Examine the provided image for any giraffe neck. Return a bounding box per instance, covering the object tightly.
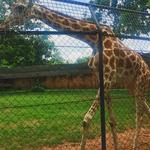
[31,4,100,51]
[0,3,116,54]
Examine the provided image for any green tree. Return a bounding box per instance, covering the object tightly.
[91,0,110,5]
[147,0,150,7]
[75,56,89,64]
[118,0,150,35]
[0,1,64,66]
[0,0,15,20]
[49,49,64,64]
[90,0,150,36]
[0,34,64,67]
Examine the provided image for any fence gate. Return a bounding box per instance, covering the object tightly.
[0,0,150,150]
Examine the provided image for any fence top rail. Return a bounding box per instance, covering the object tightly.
[51,0,150,16]
[0,31,150,41]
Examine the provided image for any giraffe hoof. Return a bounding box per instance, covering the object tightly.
[82,121,89,129]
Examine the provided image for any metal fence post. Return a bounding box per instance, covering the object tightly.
[89,4,106,150]
[98,30,106,150]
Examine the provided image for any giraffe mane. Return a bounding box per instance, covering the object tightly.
[39,4,114,31]
[37,4,96,24]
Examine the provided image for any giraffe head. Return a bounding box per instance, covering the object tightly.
[0,2,33,30]
[11,2,32,19]
[11,3,28,15]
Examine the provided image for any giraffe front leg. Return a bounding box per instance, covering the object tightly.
[106,95,119,150]
[80,90,99,150]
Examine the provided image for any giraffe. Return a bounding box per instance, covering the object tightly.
[0,2,150,150]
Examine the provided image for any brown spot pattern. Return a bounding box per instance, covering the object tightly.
[89,35,98,41]
[52,13,58,20]
[109,57,115,69]
[72,23,81,29]
[119,58,124,67]
[105,50,112,57]
[80,22,88,26]
[120,50,126,57]
[130,55,136,61]
[61,20,69,26]
[104,40,112,49]
[105,66,110,72]
[47,14,53,20]
[114,42,119,48]
[89,24,97,30]
[114,48,119,57]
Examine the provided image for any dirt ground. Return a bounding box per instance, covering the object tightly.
[41,128,150,150]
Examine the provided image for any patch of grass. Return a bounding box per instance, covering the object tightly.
[0,89,149,150]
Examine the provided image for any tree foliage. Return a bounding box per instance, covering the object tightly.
[146,0,150,7]
[0,34,64,67]
[75,56,89,64]
[92,0,110,5]
[90,0,150,36]
[0,0,15,20]
[0,0,64,67]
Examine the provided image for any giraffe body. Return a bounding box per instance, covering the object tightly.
[0,2,150,150]
[86,35,150,150]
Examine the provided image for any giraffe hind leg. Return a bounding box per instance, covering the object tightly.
[106,95,119,150]
[143,100,150,118]
[133,101,144,150]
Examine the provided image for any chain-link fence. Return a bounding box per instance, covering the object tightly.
[0,0,150,150]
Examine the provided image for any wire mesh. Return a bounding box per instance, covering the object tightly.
[0,0,150,150]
